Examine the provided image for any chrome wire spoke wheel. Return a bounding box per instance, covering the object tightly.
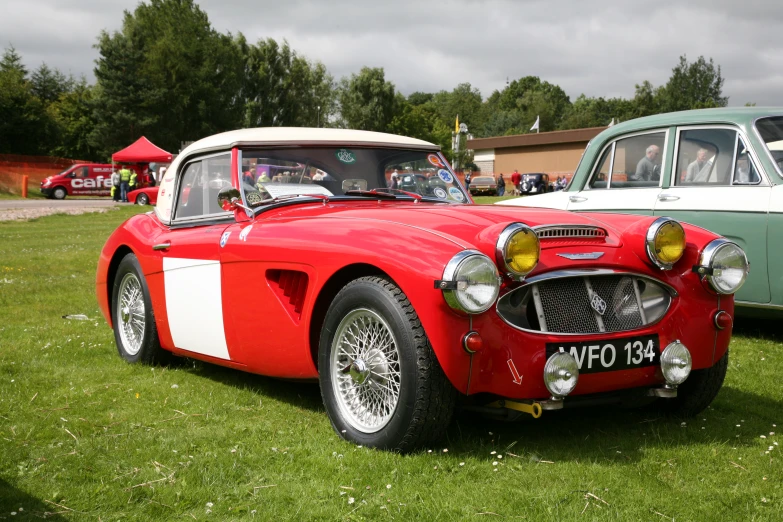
[117,272,146,356]
[330,308,402,433]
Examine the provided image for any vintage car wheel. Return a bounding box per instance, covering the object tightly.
[52,187,67,200]
[111,253,168,364]
[662,350,728,416]
[318,276,456,452]
[136,193,149,205]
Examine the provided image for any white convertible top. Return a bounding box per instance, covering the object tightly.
[180,127,437,157]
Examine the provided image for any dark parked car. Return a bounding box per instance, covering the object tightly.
[469,176,498,196]
[519,173,550,195]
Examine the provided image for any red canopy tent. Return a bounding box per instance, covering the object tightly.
[112,136,172,163]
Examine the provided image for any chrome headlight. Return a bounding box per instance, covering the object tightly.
[646,218,685,269]
[660,340,691,385]
[440,250,500,314]
[697,239,749,294]
[495,223,540,278]
[543,352,579,398]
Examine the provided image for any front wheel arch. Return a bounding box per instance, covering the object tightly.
[106,245,135,325]
[308,264,391,372]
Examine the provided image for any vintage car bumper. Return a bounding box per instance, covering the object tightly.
[470,187,497,195]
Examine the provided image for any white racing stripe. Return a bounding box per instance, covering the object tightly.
[163,257,230,360]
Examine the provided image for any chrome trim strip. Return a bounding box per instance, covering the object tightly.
[531,285,548,333]
[522,269,678,296]
[632,278,647,324]
[735,300,783,310]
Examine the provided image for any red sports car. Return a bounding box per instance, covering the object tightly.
[127,186,159,206]
[96,128,749,452]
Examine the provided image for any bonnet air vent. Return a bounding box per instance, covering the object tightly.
[266,269,309,323]
[535,226,607,239]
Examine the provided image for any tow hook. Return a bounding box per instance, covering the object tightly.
[489,399,543,419]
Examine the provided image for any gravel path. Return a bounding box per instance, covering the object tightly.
[0,199,123,221]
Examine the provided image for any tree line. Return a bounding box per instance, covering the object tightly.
[0,0,729,163]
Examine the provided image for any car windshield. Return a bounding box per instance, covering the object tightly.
[472,177,495,184]
[755,116,783,174]
[239,147,468,206]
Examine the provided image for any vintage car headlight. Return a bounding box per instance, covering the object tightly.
[698,239,749,295]
[441,250,501,314]
[660,340,692,385]
[646,218,685,269]
[495,223,540,278]
[543,352,579,398]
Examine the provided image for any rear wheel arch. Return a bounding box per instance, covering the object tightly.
[308,263,392,371]
[107,245,135,320]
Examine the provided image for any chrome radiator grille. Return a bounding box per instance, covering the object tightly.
[497,274,671,334]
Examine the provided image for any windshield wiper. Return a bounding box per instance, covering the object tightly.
[344,189,400,199]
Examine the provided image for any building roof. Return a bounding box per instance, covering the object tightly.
[467,127,607,150]
[181,128,438,157]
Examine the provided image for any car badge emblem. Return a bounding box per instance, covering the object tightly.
[220,231,231,248]
[590,294,607,315]
[557,252,605,260]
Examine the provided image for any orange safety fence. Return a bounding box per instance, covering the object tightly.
[0,154,88,195]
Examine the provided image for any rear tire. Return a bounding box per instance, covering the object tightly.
[318,276,456,452]
[111,253,169,364]
[52,187,66,200]
[661,350,728,416]
[136,193,149,205]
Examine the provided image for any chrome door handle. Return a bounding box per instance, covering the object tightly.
[657,194,680,202]
[152,242,171,251]
[569,196,587,203]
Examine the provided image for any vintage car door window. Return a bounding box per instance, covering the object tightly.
[655,125,771,303]
[569,131,666,215]
[173,153,233,221]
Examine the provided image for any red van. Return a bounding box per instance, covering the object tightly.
[40,164,145,199]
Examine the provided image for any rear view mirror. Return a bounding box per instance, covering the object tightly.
[342,179,367,192]
[217,186,255,220]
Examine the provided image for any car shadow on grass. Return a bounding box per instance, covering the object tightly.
[180,357,324,413]
[733,316,783,342]
[0,478,68,520]
[439,384,781,462]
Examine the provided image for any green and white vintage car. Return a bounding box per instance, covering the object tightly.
[498,108,783,315]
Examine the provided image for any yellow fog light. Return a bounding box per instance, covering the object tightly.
[646,218,685,270]
[496,223,540,277]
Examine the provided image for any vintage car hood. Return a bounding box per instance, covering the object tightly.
[267,201,631,247]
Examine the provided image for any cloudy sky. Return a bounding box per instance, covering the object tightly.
[2,0,782,105]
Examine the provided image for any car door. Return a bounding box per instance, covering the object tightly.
[567,129,668,215]
[155,152,241,361]
[654,126,771,304]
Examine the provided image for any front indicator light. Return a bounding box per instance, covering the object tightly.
[496,223,540,278]
[543,352,579,398]
[695,239,749,295]
[660,340,692,386]
[646,218,685,269]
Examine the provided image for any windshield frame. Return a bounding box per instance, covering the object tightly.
[237,145,470,212]
[753,116,783,181]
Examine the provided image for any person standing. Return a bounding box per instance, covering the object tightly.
[119,164,132,202]
[511,169,521,195]
[129,170,138,192]
[111,168,121,201]
[497,173,505,197]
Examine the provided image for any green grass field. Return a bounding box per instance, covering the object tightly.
[0,205,781,520]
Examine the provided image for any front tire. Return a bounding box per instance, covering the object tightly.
[318,276,456,452]
[662,350,728,416]
[111,253,168,364]
[52,187,66,200]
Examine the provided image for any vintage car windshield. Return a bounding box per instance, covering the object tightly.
[755,116,783,173]
[240,147,468,206]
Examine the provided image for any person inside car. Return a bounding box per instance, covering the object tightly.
[630,145,661,182]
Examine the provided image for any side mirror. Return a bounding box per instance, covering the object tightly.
[217,186,255,220]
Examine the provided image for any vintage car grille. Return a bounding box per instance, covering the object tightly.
[497,274,672,334]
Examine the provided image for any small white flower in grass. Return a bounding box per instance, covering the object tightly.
[771,432,775,436]
[761,435,767,439]
[498,455,503,459]
[271,447,277,452]
[769,446,774,451]
[443,449,448,453]
[251,510,257,515]
[11,512,17,516]
[171,384,178,389]
[459,462,465,466]
[681,422,686,427]
[206,502,214,508]
[231,449,236,453]
[18,509,22,512]
[490,451,496,455]
[775,442,779,446]
[702,427,706,430]
[493,468,498,472]
[492,461,498,466]
[357,445,362,448]
[206,509,212,514]
[428,450,432,453]
[489,432,493,435]
[386,484,391,489]
[348,497,355,505]
[339,492,346,496]
[737,425,741,427]
[762,498,768,503]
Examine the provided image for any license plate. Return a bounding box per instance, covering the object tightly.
[545,334,660,374]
